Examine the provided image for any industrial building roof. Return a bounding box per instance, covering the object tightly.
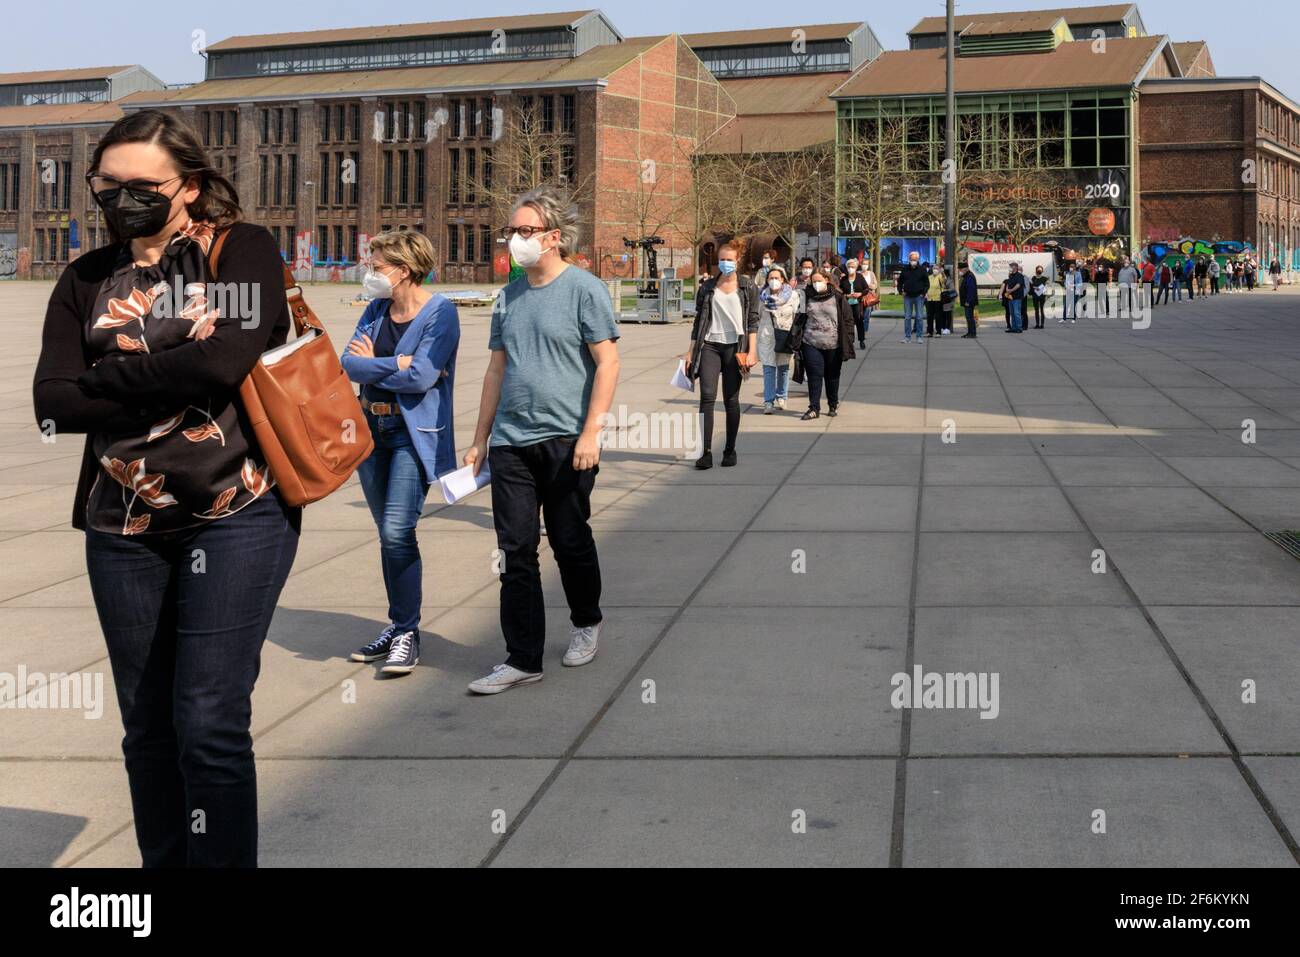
[682,22,863,47]
[125,37,665,106]
[0,65,137,85]
[207,11,611,52]
[908,4,1137,36]
[832,36,1168,98]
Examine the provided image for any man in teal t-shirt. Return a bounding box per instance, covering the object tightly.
[464,187,621,695]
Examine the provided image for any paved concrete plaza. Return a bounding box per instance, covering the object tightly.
[2,279,1299,867]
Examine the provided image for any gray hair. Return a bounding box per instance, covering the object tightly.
[512,185,581,259]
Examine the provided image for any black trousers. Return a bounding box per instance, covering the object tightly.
[85,492,300,868]
[696,340,741,454]
[1031,294,1045,327]
[490,436,602,674]
[925,300,941,335]
[801,343,842,411]
[963,303,977,336]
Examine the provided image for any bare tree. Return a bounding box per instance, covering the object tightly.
[464,98,593,229]
[746,142,836,268]
[837,116,939,265]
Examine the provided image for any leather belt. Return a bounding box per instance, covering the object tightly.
[361,398,402,416]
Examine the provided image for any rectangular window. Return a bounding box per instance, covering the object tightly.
[480,224,492,263]
[541,95,554,133]
[560,144,574,185]
[61,227,69,261]
[383,151,394,205]
[274,153,283,206]
[399,149,409,204]
[288,154,298,205]
[259,154,268,205]
[202,111,212,146]
[449,149,460,203]
[415,100,427,139]
[62,161,71,209]
[334,225,343,263]
[468,100,478,138]
[450,98,462,138]
[350,104,360,141]
[482,148,492,193]
[349,151,359,205]
[260,109,269,144]
[448,223,459,262]
[319,153,329,206]
[348,226,357,264]
[317,225,328,262]
[36,229,45,262]
[274,108,284,144]
[465,149,476,203]
[230,110,238,145]
[335,105,345,143]
[414,149,425,205]
[321,105,330,143]
[217,111,226,146]
[290,108,299,143]
[562,93,576,134]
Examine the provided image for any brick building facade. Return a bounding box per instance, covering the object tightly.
[1139,77,1300,267]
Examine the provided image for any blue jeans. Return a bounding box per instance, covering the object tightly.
[903,295,926,339]
[1009,297,1024,331]
[862,305,872,333]
[85,492,300,867]
[763,361,790,402]
[358,413,430,633]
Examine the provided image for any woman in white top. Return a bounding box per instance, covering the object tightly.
[685,241,759,469]
[757,264,799,414]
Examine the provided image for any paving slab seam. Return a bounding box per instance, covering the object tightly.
[475,318,895,868]
[973,332,1300,864]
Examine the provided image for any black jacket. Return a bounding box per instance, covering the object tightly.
[897,262,931,297]
[1005,271,1027,300]
[691,274,760,344]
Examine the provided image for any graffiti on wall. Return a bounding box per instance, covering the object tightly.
[1142,238,1256,262]
[0,233,16,280]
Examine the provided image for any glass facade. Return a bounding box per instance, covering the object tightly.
[696,39,850,79]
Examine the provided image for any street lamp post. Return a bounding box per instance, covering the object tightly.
[944,0,957,278]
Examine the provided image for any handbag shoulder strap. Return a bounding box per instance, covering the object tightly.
[207,225,321,337]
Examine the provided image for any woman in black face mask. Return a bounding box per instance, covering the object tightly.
[33,109,300,867]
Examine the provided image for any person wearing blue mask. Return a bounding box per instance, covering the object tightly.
[685,241,759,468]
[342,230,460,675]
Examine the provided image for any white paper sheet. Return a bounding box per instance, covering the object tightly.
[437,461,491,504]
[669,358,694,392]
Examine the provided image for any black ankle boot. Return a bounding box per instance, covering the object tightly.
[695,452,713,470]
[721,449,737,467]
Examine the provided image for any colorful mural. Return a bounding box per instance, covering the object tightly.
[1141,238,1256,262]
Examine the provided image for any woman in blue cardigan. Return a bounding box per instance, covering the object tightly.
[340,231,460,674]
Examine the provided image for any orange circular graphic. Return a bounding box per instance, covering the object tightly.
[1088,207,1116,236]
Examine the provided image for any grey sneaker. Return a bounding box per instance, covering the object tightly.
[468,663,543,695]
[380,630,419,674]
[563,622,601,667]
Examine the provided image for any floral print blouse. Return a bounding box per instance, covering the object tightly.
[84,219,275,535]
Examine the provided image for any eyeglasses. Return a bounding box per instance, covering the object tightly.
[86,172,183,204]
[499,225,554,240]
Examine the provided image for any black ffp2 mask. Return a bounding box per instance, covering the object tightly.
[95,183,181,242]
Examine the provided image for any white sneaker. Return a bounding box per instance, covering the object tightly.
[941,329,950,335]
[467,663,543,695]
[1070,319,1076,323]
[763,401,773,415]
[775,397,786,410]
[563,622,601,667]
[1058,318,1066,323]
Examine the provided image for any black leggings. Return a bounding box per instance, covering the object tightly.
[926,300,941,335]
[1031,294,1045,326]
[697,340,741,454]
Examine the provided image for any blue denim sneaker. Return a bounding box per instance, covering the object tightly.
[381,631,419,675]
[350,624,399,663]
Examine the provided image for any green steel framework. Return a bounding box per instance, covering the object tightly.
[834,88,1140,260]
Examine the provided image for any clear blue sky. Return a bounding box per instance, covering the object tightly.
[3,1,1296,102]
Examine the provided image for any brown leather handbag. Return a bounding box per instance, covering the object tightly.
[209,228,373,506]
